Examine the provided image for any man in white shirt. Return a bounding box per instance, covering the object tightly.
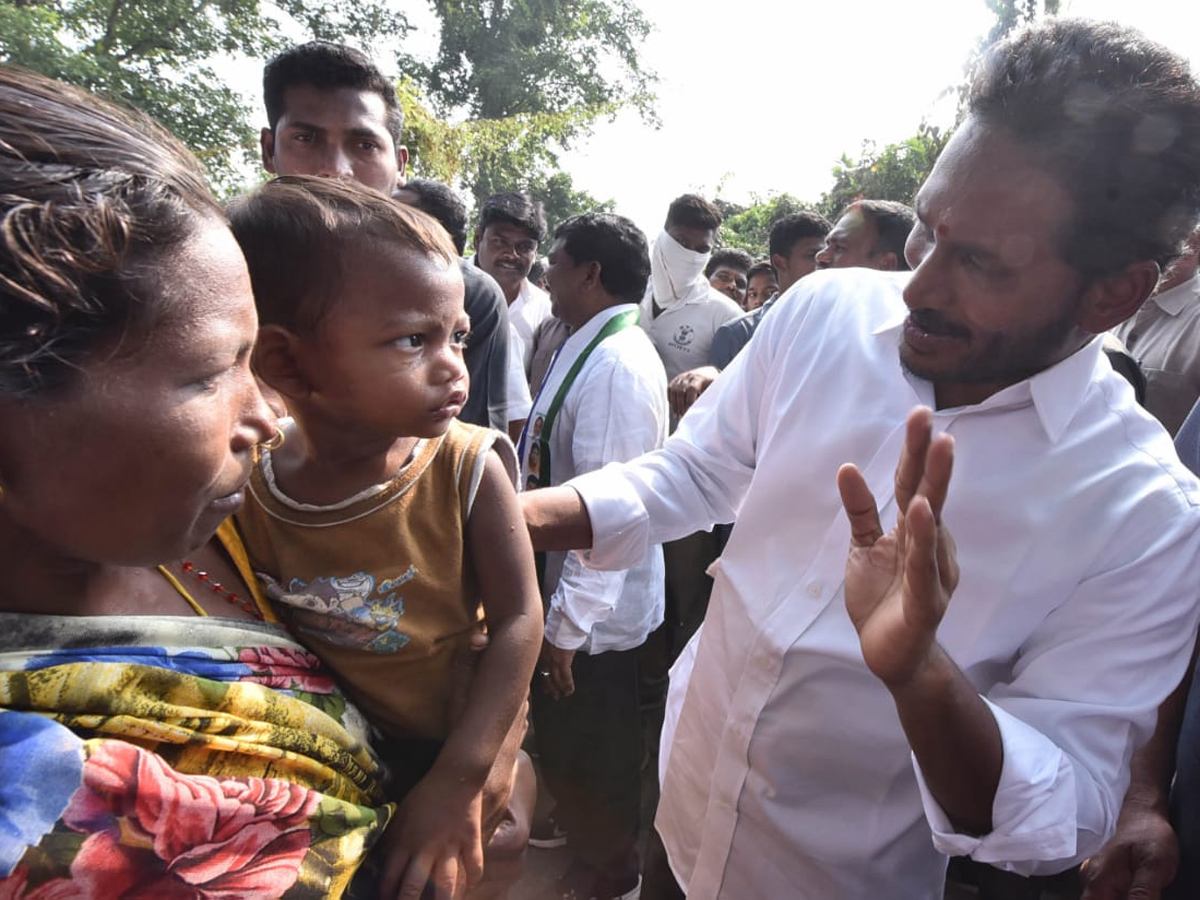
[470,190,551,439]
[518,213,668,900]
[521,19,1200,900]
[1115,226,1200,435]
[813,198,916,272]
[641,194,744,388]
[473,191,553,375]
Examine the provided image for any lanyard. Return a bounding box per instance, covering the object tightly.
[522,307,639,586]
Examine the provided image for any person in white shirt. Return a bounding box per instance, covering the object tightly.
[1115,226,1200,435]
[520,18,1200,900]
[641,194,744,389]
[470,191,552,440]
[517,213,668,900]
[472,191,553,375]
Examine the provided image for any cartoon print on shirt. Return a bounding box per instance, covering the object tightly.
[670,324,695,350]
[260,567,418,653]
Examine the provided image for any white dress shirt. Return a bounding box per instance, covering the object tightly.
[521,304,668,655]
[569,269,1200,899]
[1114,273,1200,435]
[505,324,533,422]
[508,278,552,375]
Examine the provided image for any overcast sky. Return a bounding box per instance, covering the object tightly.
[542,0,1200,236]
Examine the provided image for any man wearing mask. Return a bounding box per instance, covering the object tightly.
[639,195,743,685]
[641,195,743,397]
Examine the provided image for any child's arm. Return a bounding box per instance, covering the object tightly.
[378,447,542,900]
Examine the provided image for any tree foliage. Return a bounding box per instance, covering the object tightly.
[399,0,656,209]
[0,0,409,193]
[716,195,817,258]
[816,123,950,219]
[400,76,615,230]
[406,0,655,123]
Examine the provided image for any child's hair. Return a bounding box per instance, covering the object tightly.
[228,175,456,333]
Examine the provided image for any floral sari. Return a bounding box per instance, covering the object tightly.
[0,608,391,900]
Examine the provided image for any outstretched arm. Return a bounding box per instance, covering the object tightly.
[837,406,1001,835]
[521,486,594,552]
[379,449,542,900]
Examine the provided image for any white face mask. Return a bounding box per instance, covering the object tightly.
[650,230,711,312]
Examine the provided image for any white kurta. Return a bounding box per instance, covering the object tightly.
[569,268,1200,899]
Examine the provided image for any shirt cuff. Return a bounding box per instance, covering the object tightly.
[544,605,589,650]
[568,464,652,571]
[914,697,1079,870]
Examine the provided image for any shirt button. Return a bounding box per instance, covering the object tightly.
[806,581,822,598]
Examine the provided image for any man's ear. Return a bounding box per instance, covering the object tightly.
[253,325,312,401]
[396,145,409,180]
[582,260,602,289]
[260,128,277,174]
[1078,260,1161,333]
[875,251,900,272]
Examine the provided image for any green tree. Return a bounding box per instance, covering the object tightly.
[535,171,614,236]
[979,0,1061,49]
[717,195,815,258]
[399,0,657,208]
[0,0,409,193]
[817,123,950,219]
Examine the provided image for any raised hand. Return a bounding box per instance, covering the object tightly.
[836,407,959,688]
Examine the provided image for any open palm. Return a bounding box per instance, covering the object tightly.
[837,408,959,688]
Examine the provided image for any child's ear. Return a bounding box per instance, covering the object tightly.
[253,326,312,401]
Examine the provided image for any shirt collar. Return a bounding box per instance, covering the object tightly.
[1148,273,1200,316]
[562,303,638,353]
[874,311,1105,444]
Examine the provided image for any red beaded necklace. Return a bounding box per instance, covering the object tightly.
[179,561,264,620]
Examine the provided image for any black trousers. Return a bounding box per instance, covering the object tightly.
[641,825,686,899]
[531,645,643,882]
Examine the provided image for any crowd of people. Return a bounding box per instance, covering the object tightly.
[3,14,1200,900]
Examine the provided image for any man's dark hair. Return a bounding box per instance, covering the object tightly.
[704,248,754,279]
[476,191,547,242]
[769,211,832,259]
[553,213,651,305]
[747,260,777,282]
[263,41,402,145]
[969,18,1200,276]
[398,178,469,254]
[845,200,917,271]
[665,194,722,232]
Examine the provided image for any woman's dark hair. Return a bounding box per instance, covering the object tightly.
[0,65,221,396]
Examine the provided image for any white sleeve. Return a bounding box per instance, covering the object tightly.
[505,324,532,422]
[546,349,666,647]
[571,289,808,571]
[916,517,1200,873]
